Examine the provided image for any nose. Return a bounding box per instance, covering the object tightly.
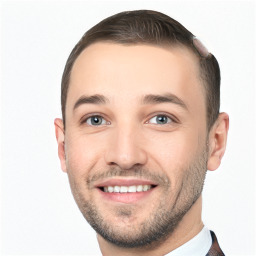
[104,125,148,170]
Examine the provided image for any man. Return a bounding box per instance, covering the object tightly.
[55,10,229,255]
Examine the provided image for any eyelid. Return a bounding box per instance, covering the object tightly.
[79,112,179,126]
[148,116,172,125]
[80,113,110,125]
[146,112,179,124]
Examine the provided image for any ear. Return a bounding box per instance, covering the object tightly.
[207,112,229,171]
[54,118,67,172]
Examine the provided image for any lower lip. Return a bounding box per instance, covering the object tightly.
[97,188,155,204]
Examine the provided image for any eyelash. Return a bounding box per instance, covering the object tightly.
[81,113,177,126]
[146,114,175,125]
[83,115,109,126]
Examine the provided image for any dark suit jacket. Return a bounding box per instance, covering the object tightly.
[206,231,225,256]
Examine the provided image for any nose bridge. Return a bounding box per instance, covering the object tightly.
[104,121,147,169]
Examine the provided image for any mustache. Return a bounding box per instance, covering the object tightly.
[86,166,170,188]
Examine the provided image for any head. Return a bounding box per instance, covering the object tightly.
[61,10,221,132]
[55,10,229,251]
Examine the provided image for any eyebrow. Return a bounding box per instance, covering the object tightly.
[73,94,110,111]
[73,93,188,111]
[141,93,188,110]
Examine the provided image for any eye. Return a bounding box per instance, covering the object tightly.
[85,115,108,126]
[148,114,173,125]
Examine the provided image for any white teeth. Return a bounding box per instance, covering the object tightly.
[137,185,143,192]
[108,186,114,193]
[128,185,136,192]
[143,185,150,191]
[114,186,120,192]
[120,186,128,193]
[103,185,152,193]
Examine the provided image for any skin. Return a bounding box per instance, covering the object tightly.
[55,42,229,256]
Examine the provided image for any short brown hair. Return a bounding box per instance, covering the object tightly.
[61,10,220,131]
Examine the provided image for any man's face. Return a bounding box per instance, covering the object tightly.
[63,43,209,247]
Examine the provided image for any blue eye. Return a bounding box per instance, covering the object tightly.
[85,116,107,126]
[149,115,173,125]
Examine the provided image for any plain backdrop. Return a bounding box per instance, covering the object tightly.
[1,1,255,255]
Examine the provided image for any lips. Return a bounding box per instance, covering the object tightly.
[95,178,157,190]
[103,184,152,193]
[94,178,157,203]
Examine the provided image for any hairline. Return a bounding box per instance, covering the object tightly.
[64,40,209,129]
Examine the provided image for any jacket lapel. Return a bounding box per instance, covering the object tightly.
[206,231,225,256]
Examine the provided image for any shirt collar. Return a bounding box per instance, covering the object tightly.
[165,226,212,256]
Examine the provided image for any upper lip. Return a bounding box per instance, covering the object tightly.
[94,178,158,188]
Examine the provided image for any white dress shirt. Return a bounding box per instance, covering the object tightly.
[165,226,212,256]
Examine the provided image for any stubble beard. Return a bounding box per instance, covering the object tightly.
[67,147,208,249]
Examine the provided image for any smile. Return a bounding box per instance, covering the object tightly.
[95,178,157,203]
[103,185,152,193]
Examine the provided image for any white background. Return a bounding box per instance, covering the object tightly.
[1,1,255,255]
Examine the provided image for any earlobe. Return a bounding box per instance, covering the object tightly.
[54,118,67,173]
[207,113,229,171]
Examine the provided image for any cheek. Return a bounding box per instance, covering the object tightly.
[149,131,200,163]
[65,133,105,176]
[147,131,203,184]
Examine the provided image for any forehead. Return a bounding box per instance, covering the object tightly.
[67,42,205,113]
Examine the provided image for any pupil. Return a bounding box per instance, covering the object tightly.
[157,115,167,124]
[92,116,102,125]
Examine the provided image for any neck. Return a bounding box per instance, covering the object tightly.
[97,196,204,256]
